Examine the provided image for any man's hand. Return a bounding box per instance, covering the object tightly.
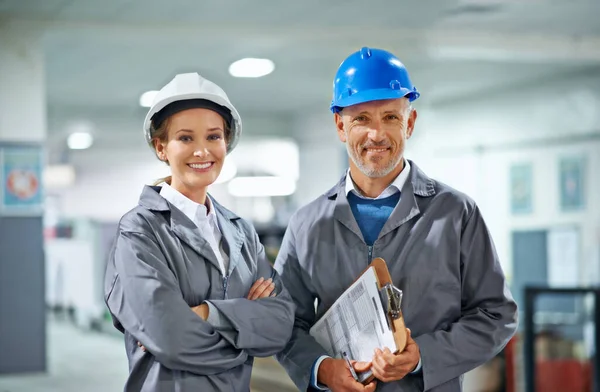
[317,358,377,392]
[371,328,421,383]
[246,277,276,300]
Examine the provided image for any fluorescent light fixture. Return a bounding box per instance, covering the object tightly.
[230,138,300,179]
[228,58,275,78]
[44,164,76,189]
[214,160,237,184]
[139,90,159,107]
[67,132,93,150]
[431,46,518,62]
[429,45,554,63]
[227,176,295,197]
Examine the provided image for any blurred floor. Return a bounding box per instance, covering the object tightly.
[0,314,506,392]
[0,316,128,392]
[0,315,296,392]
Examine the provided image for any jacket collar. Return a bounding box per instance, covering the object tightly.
[138,185,243,275]
[325,159,435,200]
[328,160,436,241]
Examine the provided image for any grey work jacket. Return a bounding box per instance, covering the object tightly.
[104,185,295,392]
[274,161,518,392]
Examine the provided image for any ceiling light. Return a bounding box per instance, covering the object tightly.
[228,58,275,78]
[227,176,295,197]
[67,132,93,150]
[139,90,159,107]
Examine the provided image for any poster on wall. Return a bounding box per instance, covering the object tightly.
[547,227,579,287]
[559,155,586,211]
[509,162,533,214]
[0,143,44,216]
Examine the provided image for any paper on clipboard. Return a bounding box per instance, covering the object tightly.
[309,266,396,362]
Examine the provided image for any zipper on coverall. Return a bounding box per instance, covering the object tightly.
[222,275,229,299]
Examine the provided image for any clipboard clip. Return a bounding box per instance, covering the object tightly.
[379,283,403,322]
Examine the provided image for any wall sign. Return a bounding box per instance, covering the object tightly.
[0,143,44,216]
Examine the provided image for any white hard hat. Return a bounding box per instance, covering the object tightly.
[143,72,242,153]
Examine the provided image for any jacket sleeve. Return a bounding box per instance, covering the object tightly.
[273,215,330,391]
[203,228,296,358]
[104,230,248,375]
[414,205,519,391]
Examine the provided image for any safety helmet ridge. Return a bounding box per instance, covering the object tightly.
[330,47,420,113]
[143,72,242,153]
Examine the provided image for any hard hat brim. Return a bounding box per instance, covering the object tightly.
[144,92,242,154]
[330,88,420,113]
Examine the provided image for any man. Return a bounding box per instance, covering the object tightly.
[274,47,518,392]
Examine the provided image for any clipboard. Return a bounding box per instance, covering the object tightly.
[354,257,407,384]
[309,257,408,385]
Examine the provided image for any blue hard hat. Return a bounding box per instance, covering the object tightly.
[330,47,420,113]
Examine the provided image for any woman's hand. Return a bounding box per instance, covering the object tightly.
[138,304,210,352]
[191,303,209,320]
[246,277,276,300]
[138,277,276,352]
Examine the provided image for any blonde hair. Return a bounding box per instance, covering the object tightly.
[149,113,232,186]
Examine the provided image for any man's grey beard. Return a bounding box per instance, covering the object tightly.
[344,138,402,178]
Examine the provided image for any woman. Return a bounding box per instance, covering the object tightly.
[104,72,295,391]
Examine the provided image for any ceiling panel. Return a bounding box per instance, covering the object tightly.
[54,0,134,21]
[0,0,67,16]
[33,0,452,29]
[1,0,599,151]
[438,1,600,36]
